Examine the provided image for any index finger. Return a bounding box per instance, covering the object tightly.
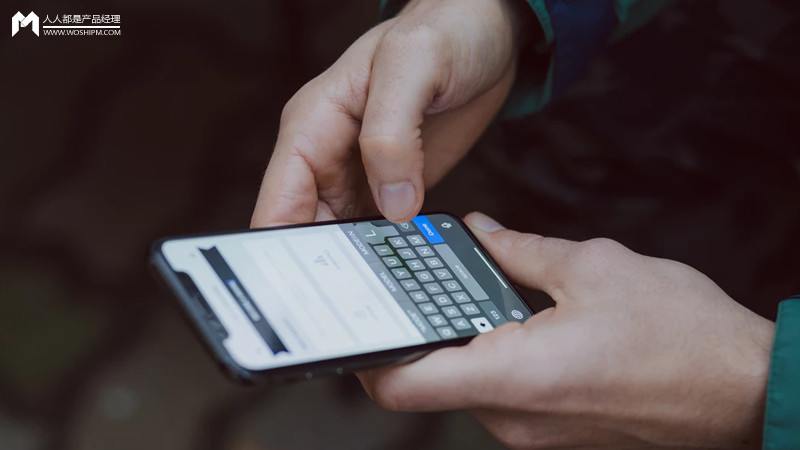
[251,141,319,227]
[250,94,361,227]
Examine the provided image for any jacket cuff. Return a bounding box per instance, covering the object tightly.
[763,297,800,449]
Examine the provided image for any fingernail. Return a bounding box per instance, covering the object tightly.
[468,212,505,233]
[379,182,416,221]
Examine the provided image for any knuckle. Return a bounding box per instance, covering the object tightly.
[383,22,447,56]
[279,91,303,125]
[357,133,403,154]
[576,237,627,262]
[358,133,423,168]
[497,230,543,253]
[279,79,320,126]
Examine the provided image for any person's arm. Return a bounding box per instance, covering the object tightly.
[763,296,800,449]
[384,0,668,117]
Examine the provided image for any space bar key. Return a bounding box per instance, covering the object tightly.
[433,244,488,301]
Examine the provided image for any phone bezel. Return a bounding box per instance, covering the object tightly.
[149,212,533,384]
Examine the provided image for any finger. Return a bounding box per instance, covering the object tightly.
[464,212,576,296]
[252,24,394,228]
[251,142,318,227]
[417,66,516,186]
[251,97,361,228]
[357,322,522,411]
[358,27,447,223]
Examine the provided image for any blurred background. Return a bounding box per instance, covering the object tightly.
[1,0,799,449]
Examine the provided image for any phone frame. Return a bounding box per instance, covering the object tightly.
[149,212,533,385]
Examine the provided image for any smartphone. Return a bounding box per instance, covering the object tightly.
[150,213,533,384]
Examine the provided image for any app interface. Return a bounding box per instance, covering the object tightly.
[161,214,531,370]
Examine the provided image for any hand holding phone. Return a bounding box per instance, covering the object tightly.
[151,213,532,383]
[359,212,773,449]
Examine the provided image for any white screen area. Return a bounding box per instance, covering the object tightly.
[161,225,426,370]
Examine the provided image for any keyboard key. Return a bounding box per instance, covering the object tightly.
[397,222,415,232]
[424,257,443,268]
[418,302,437,315]
[461,304,480,315]
[373,245,393,256]
[358,224,399,245]
[415,271,434,282]
[451,317,472,330]
[408,291,428,303]
[434,243,489,301]
[382,256,401,268]
[416,246,434,257]
[436,326,457,339]
[407,235,426,246]
[388,236,408,248]
[391,268,411,279]
[412,216,444,244]
[442,280,461,292]
[433,269,453,280]
[478,301,509,326]
[427,314,447,327]
[432,294,452,306]
[406,259,425,271]
[471,317,494,333]
[441,306,461,318]
[397,248,416,259]
[401,279,421,291]
[451,291,470,303]
[423,282,444,294]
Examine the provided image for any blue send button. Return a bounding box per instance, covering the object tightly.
[412,216,444,244]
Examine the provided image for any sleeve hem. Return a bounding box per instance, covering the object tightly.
[763,297,800,449]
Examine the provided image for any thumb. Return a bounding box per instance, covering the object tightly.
[358,28,447,223]
[464,212,576,295]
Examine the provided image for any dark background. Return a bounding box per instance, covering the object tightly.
[1,0,798,449]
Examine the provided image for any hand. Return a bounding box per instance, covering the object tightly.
[251,0,523,226]
[358,212,775,449]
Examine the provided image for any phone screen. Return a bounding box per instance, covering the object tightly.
[158,213,531,371]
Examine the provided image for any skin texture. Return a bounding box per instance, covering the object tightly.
[358,212,775,449]
[251,0,522,227]
[252,0,776,446]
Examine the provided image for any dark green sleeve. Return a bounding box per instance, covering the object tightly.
[505,0,668,117]
[763,297,800,449]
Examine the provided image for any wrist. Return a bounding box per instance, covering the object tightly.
[724,313,774,448]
